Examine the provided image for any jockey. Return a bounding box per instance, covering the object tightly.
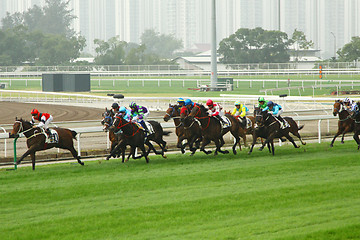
[111,102,120,114]
[258,97,268,109]
[30,108,53,134]
[262,101,287,129]
[343,97,356,111]
[231,101,249,126]
[177,98,185,107]
[183,99,198,118]
[129,101,150,134]
[117,106,132,122]
[206,99,225,124]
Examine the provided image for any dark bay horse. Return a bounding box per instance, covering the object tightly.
[107,115,170,162]
[163,104,202,154]
[10,118,84,170]
[186,104,241,155]
[330,100,354,147]
[248,108,306,155]
[351,102,360,149]
[101,108,124,158]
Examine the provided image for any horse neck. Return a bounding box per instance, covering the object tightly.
[117,119,136,135]
[19,121,37,138]
[338,109,350,120]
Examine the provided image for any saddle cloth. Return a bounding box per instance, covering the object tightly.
[45,129,59,144]
[246,117,252,129]
[221,116,232,129]
[134,121,155,135]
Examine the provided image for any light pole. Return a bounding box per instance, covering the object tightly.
[330,32,336,59]
[210,0,218,90]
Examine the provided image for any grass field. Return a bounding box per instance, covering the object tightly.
[1,141,360,240]
[1,75,359,98]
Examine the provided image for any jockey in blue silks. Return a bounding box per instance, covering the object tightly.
[118,106,132,121]
[262,101,288,129]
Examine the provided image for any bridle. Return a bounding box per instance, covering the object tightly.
[114,116,139,137]
[13,120,43,139]
[165,105,182,128]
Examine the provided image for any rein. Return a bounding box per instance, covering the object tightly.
[115,117,140,137]
[14,121,45,139]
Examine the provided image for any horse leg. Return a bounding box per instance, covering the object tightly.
[30,152,36,170]
[139,144,149,163]
[230,131,241,154]
[330,129,343,147]
[217,137,229,155]
[259,133,276,151]
[66,145,84,166]
[200,138,212,155]
[16,146,37,166]
[291,131,306,145]
[283,133,300,148]
[353,130,360,149]
[248,134,258,155]
[271,141,275,155]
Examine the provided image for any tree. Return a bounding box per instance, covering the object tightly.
[0,26,29,65]
[140,29,183,59]
[337,36,360,62]
[218,27,291,64]
[290,29,314,61]
[94,37,127,65]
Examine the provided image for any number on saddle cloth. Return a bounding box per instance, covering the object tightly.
[220,116,231,128]
[45,129,59,143]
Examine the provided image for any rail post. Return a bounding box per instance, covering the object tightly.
[13,136,19,170]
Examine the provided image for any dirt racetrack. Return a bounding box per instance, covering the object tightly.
[1,101,105,124]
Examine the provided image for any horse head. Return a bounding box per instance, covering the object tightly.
[333,100,343,116]
[254,107,266,127]
[163,104,180,122]
[101,109,114,131]
[188,104,207,118]
[10,118,33,137]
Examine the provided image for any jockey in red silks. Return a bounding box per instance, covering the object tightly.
[206,99,225,124]
[30,108,53,134]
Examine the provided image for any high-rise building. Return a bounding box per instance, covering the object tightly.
[0,0,359,59]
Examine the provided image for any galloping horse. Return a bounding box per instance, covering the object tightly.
[10,118,84,170]
[225,110,255,147]
[163,104,202,154]
[330,100,354,147]
[248,108,305,155]
[186,104,241,155]
[351,102,360,149]
[107,115,170,162]
[101,108,124,158]
[107,115,149,162]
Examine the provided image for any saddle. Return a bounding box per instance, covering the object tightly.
[44,129,59,143]
[220,116,231,129]
[134,121,155,135]
[274,117,290,129]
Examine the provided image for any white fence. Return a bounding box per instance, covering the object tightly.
[0,114,339,161]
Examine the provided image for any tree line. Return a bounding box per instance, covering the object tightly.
[0,0,359,66]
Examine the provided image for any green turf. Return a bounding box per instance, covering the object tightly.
[1,141,360,240]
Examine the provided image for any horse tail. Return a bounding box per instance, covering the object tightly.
[71,130,78,139]
[298,125,304,131]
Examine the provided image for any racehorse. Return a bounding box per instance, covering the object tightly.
[186,104,241,155]
[163,104,202,154]
[225,110,255,147]
[330,100,354,147]
[107,115,170,162]
[101,108,124,158]
[351,102,360,149]
[248,107,306,155]
[10,118,84,170]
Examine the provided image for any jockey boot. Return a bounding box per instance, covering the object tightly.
[140,121,149,137]
[276,116,287,129]
[215,115,225,124]
[239,116,246,128]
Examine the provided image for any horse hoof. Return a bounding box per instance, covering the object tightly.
[162,155,167,158]
[259,148,263,151]
[233,150,237,155]
[80,162,84,166]
[341,142,344,144]
[329,144,333,148]
[224,150,229,154]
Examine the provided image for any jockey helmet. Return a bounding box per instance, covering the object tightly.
[258,97,265,102]
[111,102,119,109]
[267,101,274,107]
[129,102,137,108]
[177,98,185,103]
[234,101,241,106]
[184,99,193,106]
[344,97,350,103]
[119,106,126,112]
[206,99,213,106]
[31,108,39,115]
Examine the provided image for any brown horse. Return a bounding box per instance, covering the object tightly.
[10,118,84,170]
[101,108,124,158]
[330,100,354,147]
[163,104,202,154]
[248,107,305,155]
[186,104,241,155]
[351,102,360,149]
[225,110,255,147]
